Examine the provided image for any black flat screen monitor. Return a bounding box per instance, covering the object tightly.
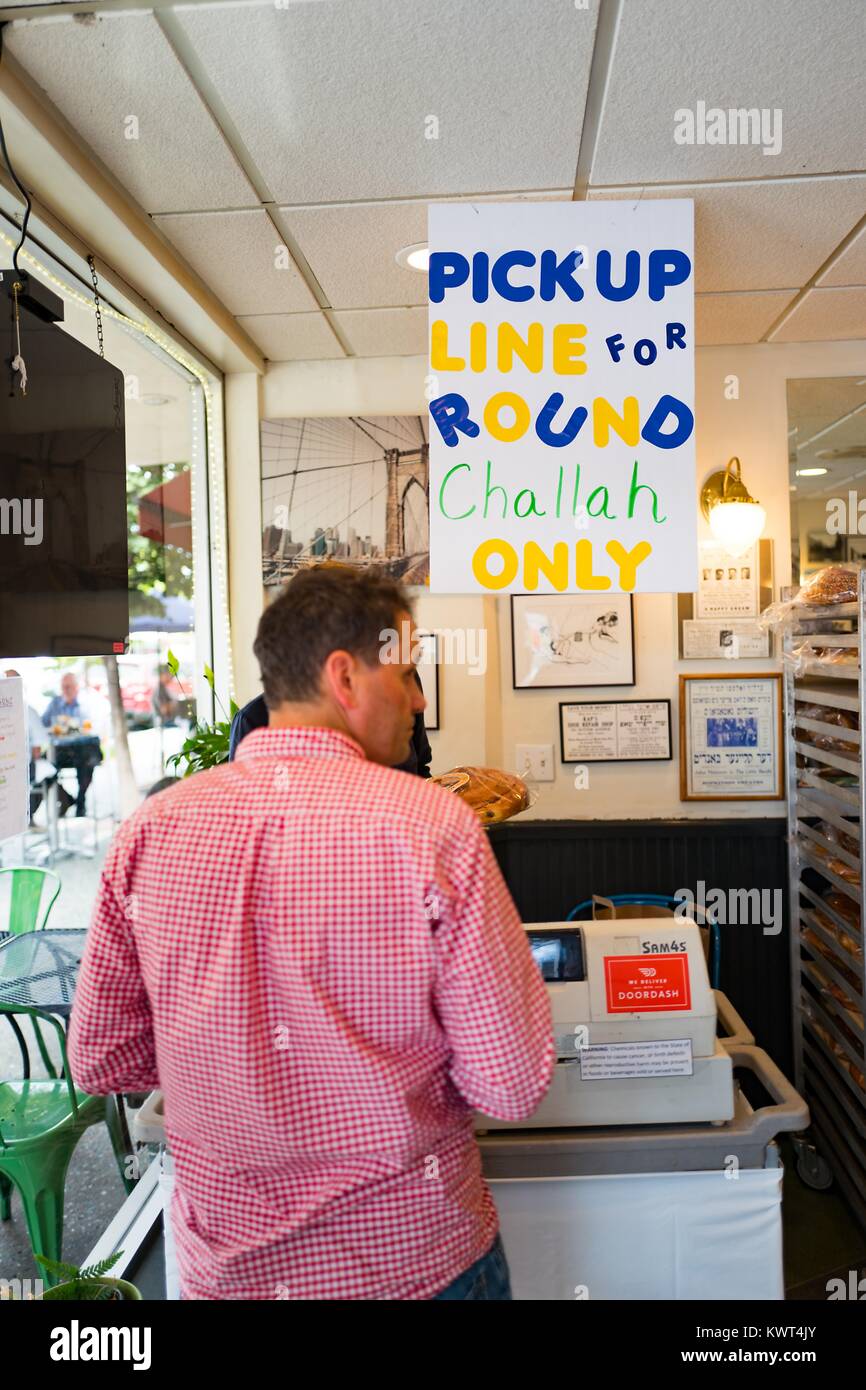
[0,278,129,658]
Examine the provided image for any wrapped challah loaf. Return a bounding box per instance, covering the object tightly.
[431,766,529,824]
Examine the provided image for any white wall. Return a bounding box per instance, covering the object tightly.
[233,339,866,817]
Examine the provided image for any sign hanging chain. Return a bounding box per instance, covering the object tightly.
[87,254,121,428]
[87,254,105,358]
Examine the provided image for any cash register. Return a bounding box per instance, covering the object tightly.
[483,917,734,1128]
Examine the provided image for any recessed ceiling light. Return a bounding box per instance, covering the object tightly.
[138,394,176,407]
[395,243,429,273]
[795,467,828,477]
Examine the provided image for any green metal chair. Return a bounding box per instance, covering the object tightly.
[0,1003,134,1286]
[0,867,61,935]
[0,868,64,1084]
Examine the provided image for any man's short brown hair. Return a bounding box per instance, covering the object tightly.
[253,565,412,708]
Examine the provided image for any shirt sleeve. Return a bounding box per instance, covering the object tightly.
[67,830,158,1094]
[41,700,53,728]
[432,818,554,1121]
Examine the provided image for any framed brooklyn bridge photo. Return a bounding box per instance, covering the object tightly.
[260,415,429,590]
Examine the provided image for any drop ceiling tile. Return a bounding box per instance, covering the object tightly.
[152,210,318,315]
[236,312,345,361]
[587,179,866,292]
[695,290,797,344]
[6,14,258,214]
[333,307,427,357]
[276,202,428,310]
[592,0,866,184]
[818,221,866,287]
[771,287,866,341]
[278,191,571,311]
[174,0,598,203]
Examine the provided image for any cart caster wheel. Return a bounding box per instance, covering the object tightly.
[796,1147,833,1190]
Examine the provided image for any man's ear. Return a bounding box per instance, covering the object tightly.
[322,649,358,710]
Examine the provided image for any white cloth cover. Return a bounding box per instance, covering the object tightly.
[490,1165,784,1300]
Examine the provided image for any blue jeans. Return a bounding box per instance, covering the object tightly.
[433,1234,512,1301]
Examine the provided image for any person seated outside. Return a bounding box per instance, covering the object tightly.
[42,670,103,817]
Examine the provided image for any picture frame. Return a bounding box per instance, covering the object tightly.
[677,538,775,655]
[511,593,635,690]
[679,673,784,802]
[559,699,672,764]
[416,632,440,731]
[260,415,429,590]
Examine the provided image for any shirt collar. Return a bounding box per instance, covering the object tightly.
[235,725,367,764]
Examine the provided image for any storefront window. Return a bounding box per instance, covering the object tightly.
[0,240,224,831]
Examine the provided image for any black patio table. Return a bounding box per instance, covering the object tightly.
[0,928,88,1019]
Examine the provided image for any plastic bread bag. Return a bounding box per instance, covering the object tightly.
[795,702,859,753]
[816,820,861,859]
[785,640,859,674]
[806,834,860,885]
[430,766,532,824]
[805,1008,865,1088]
[824,889,862,932]
[760,563,864,633]
[796,564,863,607]
[813,904,863,963]
[780,637,820,675]
[802,927,862,992]
[815,645,859,666]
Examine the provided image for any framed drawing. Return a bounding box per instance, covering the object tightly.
[559,699,672,764]
[511,594,635,690]
[416,632,440,731]
[679,673,784,802]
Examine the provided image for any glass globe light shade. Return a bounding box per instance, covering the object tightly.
[708,500,767,557]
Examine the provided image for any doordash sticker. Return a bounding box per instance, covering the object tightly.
[604,953,691,1012]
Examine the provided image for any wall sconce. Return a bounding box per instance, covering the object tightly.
[699,457,767,558]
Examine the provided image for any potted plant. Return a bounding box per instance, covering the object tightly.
[165,652,239,777]
[36,1251,142,1301]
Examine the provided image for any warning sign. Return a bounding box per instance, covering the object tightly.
[604,953,691,1013]
[580,1038,694,1079]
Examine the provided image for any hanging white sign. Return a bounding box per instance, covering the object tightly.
[427,200,696,595]
[0,676,29,843]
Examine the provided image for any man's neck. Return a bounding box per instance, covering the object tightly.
[267,701,350,738]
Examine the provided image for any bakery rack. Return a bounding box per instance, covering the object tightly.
[785,567,866,1215]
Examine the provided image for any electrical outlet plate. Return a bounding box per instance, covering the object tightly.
[516,744,555,782]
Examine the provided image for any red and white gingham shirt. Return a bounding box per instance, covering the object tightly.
[69,727,554,1300]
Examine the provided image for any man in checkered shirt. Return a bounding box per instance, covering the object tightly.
[69,566,554,1300]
